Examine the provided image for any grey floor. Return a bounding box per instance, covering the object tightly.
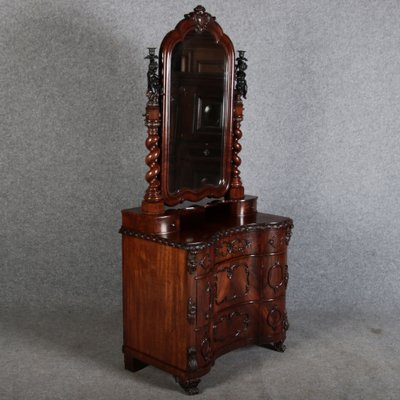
[1,306,399,400]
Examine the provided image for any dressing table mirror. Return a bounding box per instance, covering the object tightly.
[120,6,293,395]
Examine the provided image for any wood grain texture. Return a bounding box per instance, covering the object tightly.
[123,236,188,370]
[121,198,293,394]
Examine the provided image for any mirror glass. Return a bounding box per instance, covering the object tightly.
[168,30,226,195]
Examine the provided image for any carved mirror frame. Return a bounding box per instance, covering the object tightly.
[141,6,247,214]
[160,6,234,206]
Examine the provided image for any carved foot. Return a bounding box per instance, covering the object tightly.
[124,355,148,372]
[261,341,286,353]
[176,378,201,395]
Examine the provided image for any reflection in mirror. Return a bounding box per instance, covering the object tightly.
[168,30,226,195]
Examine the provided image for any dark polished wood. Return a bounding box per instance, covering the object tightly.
[122,5,293,395]
[121,198,293,395]
[142,48,164,214]
[159,5,235,206]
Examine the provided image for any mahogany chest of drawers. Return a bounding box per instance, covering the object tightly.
[120,197,293,395]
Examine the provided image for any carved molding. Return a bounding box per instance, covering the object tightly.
[199,253,212,271]
[187,297,197,323]
[266,304,283,331]
[235,50,248,99]
[184,5,216,33]
[204,280,212,320]
[215,238,252,258]
[187,347,198,372]
[268,234,286,249]
[120,220,294,276]
[266,262,289,293]
[283,311,289,332]
[200,336,212,362]
[285,224,293,245]
[213,311,250,342]
[145,48,161,105]
[187,251,199,274]
[215,263,250,305]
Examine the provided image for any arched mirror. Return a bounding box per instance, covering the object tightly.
[159,6,235,205]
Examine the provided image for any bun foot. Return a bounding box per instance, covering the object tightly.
[176,378,201,395]
[124,355,148,372]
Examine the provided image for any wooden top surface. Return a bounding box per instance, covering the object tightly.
[121,202,292,247]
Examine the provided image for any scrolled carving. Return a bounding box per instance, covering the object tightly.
[184,5,215,33]
[268,234,286,249]
[285,223,294,245]
[187,297,197,323]
[200,336,212,362]
[187,251,199,274]
[213,311,250,342]
[283,311,289,331]
[187,347,198,372]
[284,265,289,289]
[215,263,250,305]
[145,48,161,105]
[187,250,212,274]
[267,262,289,293]
[235,50,248,99]
[199,253,212,271]
[266,304,283,331]
[204,280,212,320]
[215,238,252,258]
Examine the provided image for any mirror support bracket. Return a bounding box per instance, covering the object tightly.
[227,50,247,200]
[142,48,164,214]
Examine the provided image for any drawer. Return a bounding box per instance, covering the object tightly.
[259,297,288,344]
[261,254,288,300]
[213,255,260,312]
[214,231,261,263]
[212,303,258,354]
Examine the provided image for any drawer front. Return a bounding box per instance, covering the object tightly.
[212,304,258,354]
[261,254,288,300]
[214,255,260,312]
[214,231,261,263]
[259,297,288,344]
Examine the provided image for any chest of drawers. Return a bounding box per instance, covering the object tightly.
[120,197,293,395]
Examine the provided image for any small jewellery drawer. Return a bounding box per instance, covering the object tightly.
[214,231,261,263]
[260,254,288,300]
